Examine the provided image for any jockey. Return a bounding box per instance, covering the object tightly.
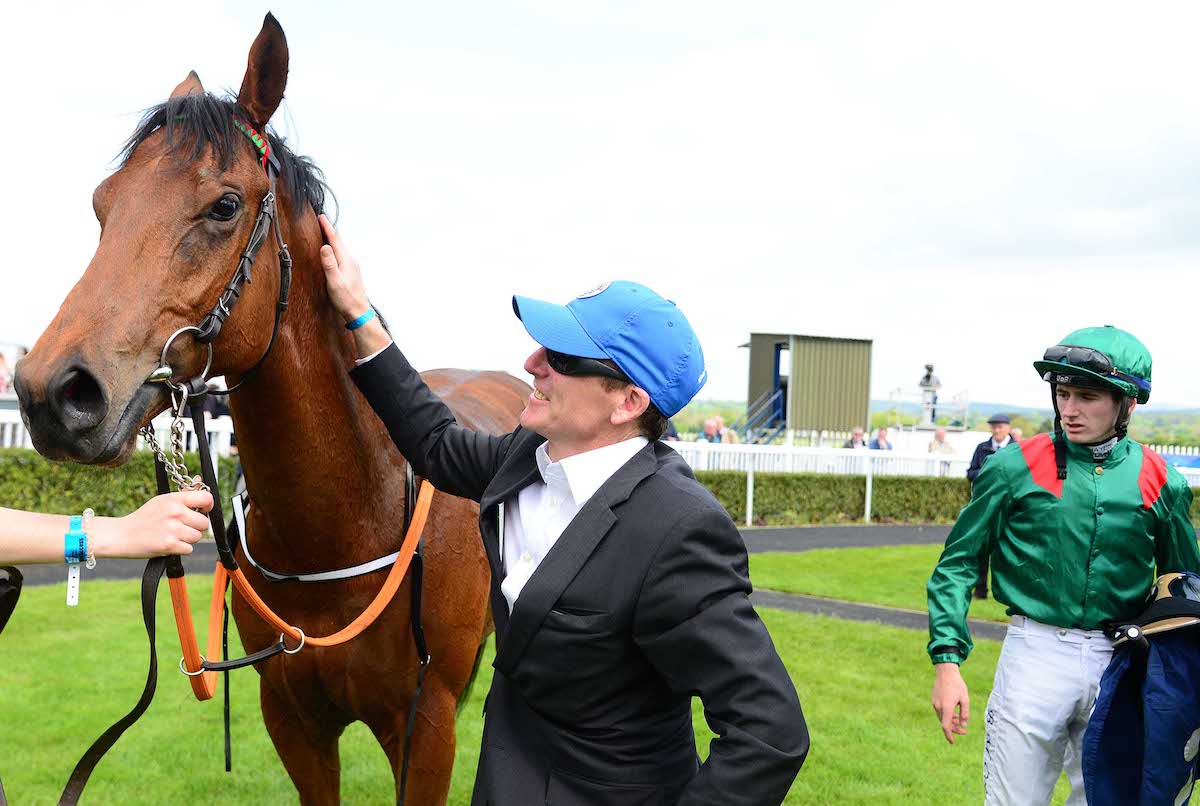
[925,325,1200,805]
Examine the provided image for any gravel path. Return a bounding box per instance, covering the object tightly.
[741,523,952,554]
[752,589,1007,641]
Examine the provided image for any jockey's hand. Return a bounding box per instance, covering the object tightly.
[931,662,970,744]
[318,214,371,323]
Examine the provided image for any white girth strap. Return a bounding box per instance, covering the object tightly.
[231,493,401,583]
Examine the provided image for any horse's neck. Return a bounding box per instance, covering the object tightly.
[225,213,404,565]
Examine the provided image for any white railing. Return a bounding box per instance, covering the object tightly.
[0,410,236,479]
[666,442,969,526]
[669,442,971,478]
[667,441,1200,527]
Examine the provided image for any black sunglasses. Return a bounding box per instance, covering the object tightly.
[545,349,630,383]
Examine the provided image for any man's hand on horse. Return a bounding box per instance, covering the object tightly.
[318,214,370,322]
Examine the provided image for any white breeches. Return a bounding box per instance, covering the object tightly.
[983,615,1115,806]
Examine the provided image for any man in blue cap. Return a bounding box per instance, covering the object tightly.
[317,217,808,806]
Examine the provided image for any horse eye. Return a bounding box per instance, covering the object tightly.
[208,194,241,222]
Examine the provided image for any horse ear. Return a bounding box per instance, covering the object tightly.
[236,12,289,128]
[170,71,205,99]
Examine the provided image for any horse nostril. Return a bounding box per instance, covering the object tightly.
[52,366,109,433]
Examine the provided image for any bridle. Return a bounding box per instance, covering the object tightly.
[139,114,294,565]
[146,114,293,409]
[53,115,432,806]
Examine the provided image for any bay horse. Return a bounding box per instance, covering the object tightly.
[13,14,526,804]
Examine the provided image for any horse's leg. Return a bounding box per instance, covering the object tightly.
[261,680,346,806]
[369,681,459,806]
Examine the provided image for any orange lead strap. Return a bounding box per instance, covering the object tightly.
[172,480,435,700]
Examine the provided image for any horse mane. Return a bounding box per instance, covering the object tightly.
[119,92,332,220]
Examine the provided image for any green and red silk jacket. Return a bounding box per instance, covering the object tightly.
[927,433,1200,665]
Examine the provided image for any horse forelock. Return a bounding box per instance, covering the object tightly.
[119,92,334,221]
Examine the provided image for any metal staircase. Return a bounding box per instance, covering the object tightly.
[732,389,785,445]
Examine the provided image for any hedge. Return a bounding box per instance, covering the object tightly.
[695,470,1200,527]
[0,448,238,519]
[0,448,1196,529]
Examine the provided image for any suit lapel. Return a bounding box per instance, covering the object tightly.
[477,430,545,638]
[493,443,660,675]
[481,430,545,513]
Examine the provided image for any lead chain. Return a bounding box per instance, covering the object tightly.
[138,395,210,495]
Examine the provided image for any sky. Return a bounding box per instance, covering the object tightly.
[3,2,1200,411]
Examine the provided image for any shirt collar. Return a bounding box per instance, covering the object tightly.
[1065,434,1131,466]
[535,436,650,505]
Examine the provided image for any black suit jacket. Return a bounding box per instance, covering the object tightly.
[966,437,1016,483]
[352,345,808,806]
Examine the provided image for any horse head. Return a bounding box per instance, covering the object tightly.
[15,14,320,465]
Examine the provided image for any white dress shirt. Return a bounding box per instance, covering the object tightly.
[355,343,392,366]
[991,436,1013,452]
[500,436,648,613]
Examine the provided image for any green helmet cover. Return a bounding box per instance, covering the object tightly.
[1032,325,1152,404]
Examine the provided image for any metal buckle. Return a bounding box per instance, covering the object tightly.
[281,628,306,655]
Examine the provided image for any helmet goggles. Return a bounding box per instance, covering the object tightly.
[1042,344,1151,396]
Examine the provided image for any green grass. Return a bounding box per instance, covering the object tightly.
[750,545,1013,623]
[0,575,1073,804]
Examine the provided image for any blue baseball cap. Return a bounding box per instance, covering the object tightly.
[512,280,707,418]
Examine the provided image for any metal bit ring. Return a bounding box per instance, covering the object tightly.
[158,325,214,382]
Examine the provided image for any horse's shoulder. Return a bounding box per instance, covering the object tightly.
[420,368,529,433]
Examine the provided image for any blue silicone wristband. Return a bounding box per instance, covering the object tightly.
[65,515,87,564]
[345,308,377,331]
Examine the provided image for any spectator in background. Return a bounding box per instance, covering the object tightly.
[0,353,10,394]
[869,427,894,450]
[967,414,1015,481]
[928,428,955,455]
[714,415,740,444]
[965,414,1016,599]
[843,428,868,449]
[698,418,721,443]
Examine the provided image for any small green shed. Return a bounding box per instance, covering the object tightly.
[743,333,872,438]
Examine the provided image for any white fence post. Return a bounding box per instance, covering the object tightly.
[864,453,874,523]
[746,468,755,528]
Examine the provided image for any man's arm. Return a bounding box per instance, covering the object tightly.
[1155,478,1200,574]
[926,458,1009,662]
[965,444,985,482]
[351,344,515,502]
[925,459,1009,744]
[634,506,807,806]
[320,215,514,502]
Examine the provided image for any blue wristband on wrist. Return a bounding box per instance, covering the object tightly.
[64,515,87,564]
[345,308,376,331]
